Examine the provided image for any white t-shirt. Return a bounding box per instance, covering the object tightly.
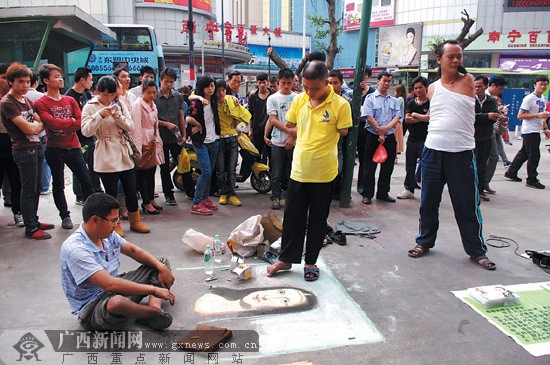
[203,104,218,144]
[520,92,547,135]
[266,91,297,147]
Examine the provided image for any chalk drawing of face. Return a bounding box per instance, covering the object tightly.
[195,287,316,316]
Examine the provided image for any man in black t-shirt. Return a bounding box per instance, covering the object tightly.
[397,76,430,199]
[247,72,273,164]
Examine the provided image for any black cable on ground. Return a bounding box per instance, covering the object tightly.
[486,235,550,274]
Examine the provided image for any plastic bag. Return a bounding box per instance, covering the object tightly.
[227,215,264,257]
[372,143,388,163]
[177,148,191,174]
[182,229,214,253]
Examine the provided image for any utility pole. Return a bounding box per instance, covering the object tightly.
[221,0,225,77]
[188,0,195,85]
[340,0,372,208]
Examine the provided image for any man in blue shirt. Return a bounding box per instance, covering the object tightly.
[60,193,175,330]
[360,71,401,204]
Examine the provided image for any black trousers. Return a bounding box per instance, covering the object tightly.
[356,121,367,191]
[135,166,157,205]
[508,133,541,184]
[362,132,397,199]
[253,131,270,165]
[160,143,181,198]
[0,155,21,214]
[279,178,334,265]
[404,139,424,192]
[99,169,139,212]
[474,139,491,194]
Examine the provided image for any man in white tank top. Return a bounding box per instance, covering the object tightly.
[407,41,496,271]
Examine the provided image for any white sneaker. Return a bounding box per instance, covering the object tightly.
[9,213,25,227]
[397,189,414,199]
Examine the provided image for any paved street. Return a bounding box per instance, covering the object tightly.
[1,139,549,364]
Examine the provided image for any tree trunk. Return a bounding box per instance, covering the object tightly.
[267,47,290,70]
[326,0,338,70]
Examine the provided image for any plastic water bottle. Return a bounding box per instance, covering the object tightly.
[174,131,184,146]
[204,245,213,275]
[213,234,223,263]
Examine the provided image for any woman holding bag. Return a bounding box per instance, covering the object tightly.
[81,75,150,235]
[130,78,165,214]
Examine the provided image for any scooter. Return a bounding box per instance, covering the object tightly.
[172,124,271,194]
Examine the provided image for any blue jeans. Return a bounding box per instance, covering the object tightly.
[193,140,219,205]
[12,147,43,235]
[270,145,293,200]
[217,136,238,196]
[416,148,487,258]
[46,147,94,219]
[40,138,51,192]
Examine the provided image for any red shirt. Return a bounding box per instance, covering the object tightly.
[34,95,81,149]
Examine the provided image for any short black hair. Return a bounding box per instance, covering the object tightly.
[160,67,178,81]
[141,77,158,92]
[97,75,118,94]
[308,50,327,62]
[435,40,460,57]
[113,67,129,78]
[278,68,294,80]
[227,70,242,81]
[31,72,39,86]
[140,66,156,76]
[0,63,7,75]
[364,66,372,77]
[411,75,428,88]
[302,61,328,81]
[269,76,278,83]
[74,67,92,83]
[328,69,343,83]
[215,78,228,90]
[256,72,268,82]
[489,75,507,87]
[82,193,119,222]
[534,75,549,84]
[475,75,489,86]
[377,71,393,80]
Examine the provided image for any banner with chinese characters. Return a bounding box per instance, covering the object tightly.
[452,282,550,357]
[144,0,213,14]
[343,0,395,31]
[181,20,284,45]
[377,24,422,67]
[469,29,550,51]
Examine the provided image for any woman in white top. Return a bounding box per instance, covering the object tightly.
[130,78,165,214]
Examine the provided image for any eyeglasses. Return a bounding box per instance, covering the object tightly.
[96,215,119,224]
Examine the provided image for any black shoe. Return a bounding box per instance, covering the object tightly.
[504,171,522,182]
[526,181,545,189]
[210,190,221,197]
[142,203,160,214]
[165,196,177,206]
[362,197,372,205]
[377,195,396,203]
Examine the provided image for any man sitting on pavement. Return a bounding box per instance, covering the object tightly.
[60,192,175,330]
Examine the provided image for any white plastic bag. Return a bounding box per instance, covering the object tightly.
[227,215,264,257]
[182,229,214,254]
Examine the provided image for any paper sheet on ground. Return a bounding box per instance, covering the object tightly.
[452,282,550,357]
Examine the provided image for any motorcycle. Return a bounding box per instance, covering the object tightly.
[172,124,271,194]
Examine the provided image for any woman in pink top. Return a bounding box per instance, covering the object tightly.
[131,79,164,214]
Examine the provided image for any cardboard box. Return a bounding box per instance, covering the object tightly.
[229,254,245,270]
[232,264,253,280]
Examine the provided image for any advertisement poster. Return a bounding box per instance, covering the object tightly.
[343,0,395,31]
[377,24,422,67]
[143,0,212,14]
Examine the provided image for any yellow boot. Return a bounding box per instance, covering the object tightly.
[114,220,125,237]
[129,211,150,234]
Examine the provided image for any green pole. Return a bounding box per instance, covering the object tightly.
[339,0,372,208]
[33,19,54,72]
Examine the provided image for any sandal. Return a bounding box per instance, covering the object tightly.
[328,230,347,246]
[470,255,497,271]
[408,245,429,258]
[259,251,279,265]
[304,266,320,282]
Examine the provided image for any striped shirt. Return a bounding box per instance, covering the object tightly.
[60,224,125,316]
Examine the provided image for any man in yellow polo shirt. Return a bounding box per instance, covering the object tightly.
[267,61,352,281]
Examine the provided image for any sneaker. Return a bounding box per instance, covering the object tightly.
[38,222,55,230]
[202,198,218,210]
[62,217,74,229]
[219,194,228,205]
[397,189,414,199]
[8,214,24,227]
[228,196,242,206]
[503,160,512,167]
[25,229,52,240]
[526,181,545,189]
[271,198,281,210]
[191,203,213,215]
[3,201,12,207]
[504,171,522,182]
[75,198,85,206]
[281,190,287,200]
[165,196,177,206]
[40,190,51,195]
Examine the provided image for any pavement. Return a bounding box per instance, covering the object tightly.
[1,138,550,365]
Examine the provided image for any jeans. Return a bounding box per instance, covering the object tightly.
[270,145,293,200]
[12,147,43,235]
[404,139,424,192]
[40,138,51,192]
[217,136,238,196]
[73,140,102,199]
[0,155,21,214]
[495,132,509,163]
[508,133,541,184]
[160,143,182,198]
[193,140,219,205]
[416,148,487,258]
[46,147,94,219]
[362,132,397,199]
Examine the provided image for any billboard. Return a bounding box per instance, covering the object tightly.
[343,0,395,31]
[377,24,422,68]
[143,0,213,14]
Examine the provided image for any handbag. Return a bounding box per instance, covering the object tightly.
[372,143,388,163]
[135,106,160,170]
[121,129,141,161]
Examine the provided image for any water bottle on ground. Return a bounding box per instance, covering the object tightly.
[204,245,213,275]
[213,234,223,263]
